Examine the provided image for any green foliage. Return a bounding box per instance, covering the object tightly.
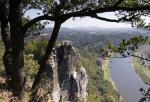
[18,38,126,101]
[23,16,46,38]
[25,38,123,101]
[25,38,48,61]
[101,35,148,57]
[119,36,148,54]
[77,49,123,102]
[133,17,150,30]
[139,87,150,102]
[132,55,150,102]
[132,56,150,85]
[0,40,4,74]
[24,38,48,80]
[101,94,115,102]
[117,36,147,53]
[24,54,39,80]
[23,0,150,20]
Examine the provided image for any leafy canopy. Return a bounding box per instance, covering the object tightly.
[22,0,150,33]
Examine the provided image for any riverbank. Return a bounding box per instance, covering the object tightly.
[132,56,150,85]
[110,57,148,102]
[77,49,125,102]
[103,59,124,102]
[103,59,117,90]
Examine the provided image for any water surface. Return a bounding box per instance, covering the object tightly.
[109,57,148,102]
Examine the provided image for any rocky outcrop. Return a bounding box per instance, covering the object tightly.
[32,41,88,102]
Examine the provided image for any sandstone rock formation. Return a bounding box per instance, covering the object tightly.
[32,41,88,102]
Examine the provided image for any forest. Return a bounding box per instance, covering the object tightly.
[1,0,150,102]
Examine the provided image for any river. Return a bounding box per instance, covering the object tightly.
[109,57,149,102]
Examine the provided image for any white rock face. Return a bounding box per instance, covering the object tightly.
[49,41,88,102]
[78,67,88,98]
[32,41,88,102]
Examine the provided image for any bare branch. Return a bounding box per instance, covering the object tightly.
[131,54,150,61]
[91,14,122,22]
[91,14,135,23]
[107,54,150,61]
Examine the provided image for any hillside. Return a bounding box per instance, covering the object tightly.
[39,27,150,52]
[1,27,150,101]
[0,39,123,102]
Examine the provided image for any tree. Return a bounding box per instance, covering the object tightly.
[0,0,12,79]
[1,0,150,101]
[29,0,150,95]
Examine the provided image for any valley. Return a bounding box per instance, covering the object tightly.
[1,27,150,102]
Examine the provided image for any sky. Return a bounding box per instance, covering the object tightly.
[25,9,149,28]
[62,17,131,28]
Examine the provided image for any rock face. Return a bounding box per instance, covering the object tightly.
[33,41,88,102]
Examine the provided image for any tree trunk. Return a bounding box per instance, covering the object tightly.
[31,22,61,101]
[32,22,61,89]
[9,0,26,100]
[0,0,12,79]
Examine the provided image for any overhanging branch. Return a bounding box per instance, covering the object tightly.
[113,0,125,7]
[107,54,150,61]
[91,15,122,22]
[131,54,150,61]
[22,15,55,34]
[63,5,150,18]
[91,14,135,23]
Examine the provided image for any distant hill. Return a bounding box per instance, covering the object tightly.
[38,27,150,52]
[40,27,150,36]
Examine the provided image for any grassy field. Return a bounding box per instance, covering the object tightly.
[132,56,150,85]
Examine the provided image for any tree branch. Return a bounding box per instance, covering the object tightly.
[108,54,150,61]
[23,5,150,34]
[55,0,67,15]
[113,0,125,7]
[91,14,135,23]
[22,15,55,34]
[131,54,150,61]
[91,15,122,22]
[59,0,67,9]
[63,5,150,18]
[32,21,62,90]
